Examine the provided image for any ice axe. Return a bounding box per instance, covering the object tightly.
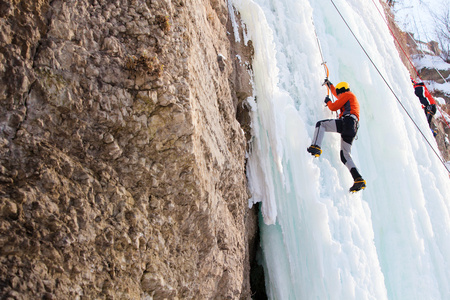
[312,17,331,97]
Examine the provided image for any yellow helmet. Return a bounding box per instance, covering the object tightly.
[336,82,350,90]
[336,82,350,94]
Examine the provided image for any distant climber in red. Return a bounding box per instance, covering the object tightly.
[411,79,437,136]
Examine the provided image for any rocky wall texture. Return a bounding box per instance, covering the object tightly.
[0,0,255,299]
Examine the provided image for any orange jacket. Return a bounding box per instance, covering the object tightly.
[327,85,360,120]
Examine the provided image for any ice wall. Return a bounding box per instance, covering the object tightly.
[230,0,450,298]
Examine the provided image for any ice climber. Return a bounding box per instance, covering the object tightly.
[411,79,437,136]
[307,80,366,193]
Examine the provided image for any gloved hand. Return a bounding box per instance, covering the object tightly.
[324,96,331,104]
[323,79,332,87]
[426,105,432,111]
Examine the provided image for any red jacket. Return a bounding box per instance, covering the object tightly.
[413,81,436,106]
[327,85,360,120]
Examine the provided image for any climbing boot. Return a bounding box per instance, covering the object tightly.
[307,145,322,157]
[349,178,366,193]
[432,129,438,137]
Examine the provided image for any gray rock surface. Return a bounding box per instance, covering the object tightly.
[0,0,256,298]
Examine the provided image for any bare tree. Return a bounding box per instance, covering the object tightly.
[434,3,450,63]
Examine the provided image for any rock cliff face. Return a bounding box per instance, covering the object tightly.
[0,0,256,299]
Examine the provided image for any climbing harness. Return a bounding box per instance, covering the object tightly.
[329,0,450,173]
